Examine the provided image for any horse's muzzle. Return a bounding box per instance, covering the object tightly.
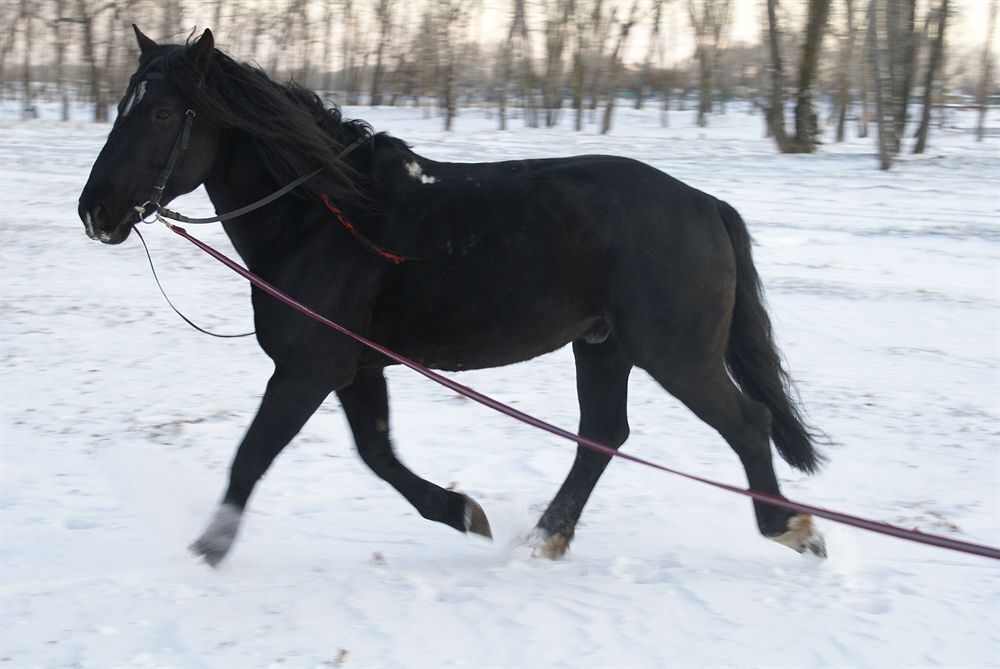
[78,200,132,245]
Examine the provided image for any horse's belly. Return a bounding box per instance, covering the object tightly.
[368,279,602,371]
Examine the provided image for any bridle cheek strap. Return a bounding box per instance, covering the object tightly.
[135,108,196,221]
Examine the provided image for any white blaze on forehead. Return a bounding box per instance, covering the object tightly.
[406,161,438,184]
[121,80,147,117]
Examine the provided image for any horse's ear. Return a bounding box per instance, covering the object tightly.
[132,24,157,55]
[186,28,215,71]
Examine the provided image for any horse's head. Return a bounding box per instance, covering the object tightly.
[78,26,221,244]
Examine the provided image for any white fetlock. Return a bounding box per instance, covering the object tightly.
[190,503,242,567]
[526,527,569,559]
[771,513,827,558]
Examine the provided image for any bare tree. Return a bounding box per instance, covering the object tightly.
[869,0,896,169]
[687,0,732,127]
[913,0,948,153]
[763,0,793,147]
[320,0,335,94]
[569,0,609,130]
[340,0,363,104]
[586,0,615,113]
[600,0,640,134]
[159,0,181,41]
[858,0,873,137]
[541,0,572,126]
[21,0,36,119]
[888,0,917,150]
[635,0,665,110]
[370,0,392,106]
[51,0,72,121]
[0,1,24,85]
[975,0,998,141]
[436,0,474,130]
[763,0,832,153]
[76,0,108,121]
[833,0,858,142]
[496,0,539,128]
[792,0,832,149]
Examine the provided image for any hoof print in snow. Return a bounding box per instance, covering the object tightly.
[770,514,828,558]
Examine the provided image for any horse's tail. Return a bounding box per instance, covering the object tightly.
[717,200,824,473]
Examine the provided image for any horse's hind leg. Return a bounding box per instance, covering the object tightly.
[530,336,632,558]
[644,360,825,555]
[336,367,492,539]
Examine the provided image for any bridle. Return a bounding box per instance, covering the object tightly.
[126,70,373,339]
[131,71,368,227]
[132,71,195,223]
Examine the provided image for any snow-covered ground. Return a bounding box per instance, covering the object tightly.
[2,99,998,668]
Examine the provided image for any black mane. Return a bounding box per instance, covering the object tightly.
[121,42,400,204]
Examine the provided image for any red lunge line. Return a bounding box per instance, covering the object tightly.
[167,223,1000,561]
[321,194,407,265]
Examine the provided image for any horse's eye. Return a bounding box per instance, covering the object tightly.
[155,109,171,120]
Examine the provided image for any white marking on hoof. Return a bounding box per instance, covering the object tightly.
[771,514,827,558]
[405,161,438,184]
[190,503,242,567]
[526,527,569,559]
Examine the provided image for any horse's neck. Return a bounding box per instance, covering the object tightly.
[202,137,311,265]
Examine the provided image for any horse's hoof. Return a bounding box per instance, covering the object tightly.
[526,528,569,559]
[463,496,492,540]
[770,513,827,558]
[190,503,242,568]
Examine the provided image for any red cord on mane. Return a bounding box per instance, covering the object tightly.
[321,194,406,265]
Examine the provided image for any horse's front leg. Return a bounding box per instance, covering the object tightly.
[190,366,334,566]
[337,367,492,539]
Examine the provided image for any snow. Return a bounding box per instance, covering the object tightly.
[2,100,998,668]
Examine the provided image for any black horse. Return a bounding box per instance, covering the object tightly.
[79,27,826,566]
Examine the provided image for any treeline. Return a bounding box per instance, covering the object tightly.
[2,0,997,169]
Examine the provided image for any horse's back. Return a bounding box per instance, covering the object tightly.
[368,153,735,371]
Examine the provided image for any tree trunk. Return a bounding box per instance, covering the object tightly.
[498,40,512,130]
[870,0,895,169]
[600,0,639,134]
[571,47,584,130]
[635,0,664,110]
[687,0,733,128]
[21,2,34,120]
[695,44,713,127]
[791,0,832,151]
[0,2,25,86]
[53,0,70,121]
[913,0,948,153]
[763,0,792,150]
[321,0,335,95]
[77,0,107,122]
[858,1,873,137]
[834,0,857,142]
[370,0,391,106]
[541,0,571,127]
[976,0,998,141]
[890,0,917,150]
